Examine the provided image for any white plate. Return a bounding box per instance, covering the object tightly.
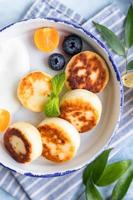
[0,18,123,177]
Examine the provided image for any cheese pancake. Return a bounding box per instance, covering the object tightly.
[17,71,52,112]
[4,122,42,163]
[60,89,102,133]
[38,118,80,163]
[65,51,109,93]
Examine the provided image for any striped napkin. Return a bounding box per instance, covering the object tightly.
[0,0,132,200]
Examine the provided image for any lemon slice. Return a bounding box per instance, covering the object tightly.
[122,73,133,88]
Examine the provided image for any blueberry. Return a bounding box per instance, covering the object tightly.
[48,53,65,71]
[63,34,82,55]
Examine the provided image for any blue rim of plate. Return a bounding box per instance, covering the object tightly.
[0,18,124,178]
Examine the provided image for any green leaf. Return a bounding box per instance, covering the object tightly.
[126,60,133,71]
[85,178,103,200]
[96,160,132,186]
[44,72,65,117]
[124,4,133,48]
[92,148,112,183]
[51,72,65,95]
[93,21,125,56]
[44,96,60,117]
[83,162,94,185]
[83,149,112,185]
[112,167,133,200]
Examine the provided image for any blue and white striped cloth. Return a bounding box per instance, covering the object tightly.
[0,0,132,199]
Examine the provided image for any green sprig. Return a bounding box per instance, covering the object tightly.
[93,4,133,73]
[79,149,133,200]
[44,72,65,117]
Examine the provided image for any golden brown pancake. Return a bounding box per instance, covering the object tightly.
[4,122,42,163]
[17,71,52,112]
[38,118,80,163]
[60,89,102,133]
[65,51,109,93]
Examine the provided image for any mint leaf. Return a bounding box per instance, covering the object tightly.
[51,72,65,95]
[83,162,94,185]
[44,72,65,117]
[124,4,133,48]
[112,167,133,200]
[93,21,125,56]
[44,96,60,117]
[85,178,103,200]
[96,160,132,186]
[126,60,133,71]
[92,149,112,183]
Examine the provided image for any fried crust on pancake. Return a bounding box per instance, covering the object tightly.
[4,122,42,163]
[38,118,80,163]
[17,71,52,112]
[65,51,109,93]
[60,89,102,133]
